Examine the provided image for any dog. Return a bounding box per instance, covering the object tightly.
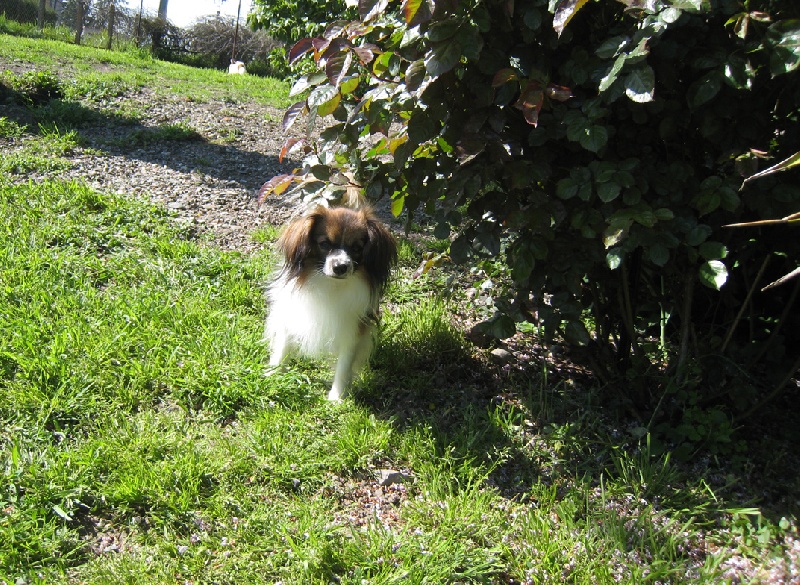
[265,205,397,401]
[228,61,246,74]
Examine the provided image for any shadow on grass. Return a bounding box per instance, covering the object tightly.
[0,83,289,199]
[357,299,799,526]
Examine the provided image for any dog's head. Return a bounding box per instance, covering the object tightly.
[277,205,397,291]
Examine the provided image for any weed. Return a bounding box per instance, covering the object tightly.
[5,69,63,105]
[0,116,26,137]
[121,122,204,147]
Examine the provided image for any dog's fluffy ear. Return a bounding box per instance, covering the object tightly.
[363,212,397,293]
[277,210,320,279]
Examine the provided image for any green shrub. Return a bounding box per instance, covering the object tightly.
[5,69,64,105]
[261,0,800,453]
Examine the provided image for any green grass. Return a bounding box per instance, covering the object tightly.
[1,31,798,585]
[0,33,292,107]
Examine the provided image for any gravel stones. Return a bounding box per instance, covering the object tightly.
[13,88,300,254]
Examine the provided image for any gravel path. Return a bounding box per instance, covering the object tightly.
[13,87,301,253]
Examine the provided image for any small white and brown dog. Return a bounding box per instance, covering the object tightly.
[265,205,397,401]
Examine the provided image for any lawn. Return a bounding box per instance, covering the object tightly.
[1,31,798,584]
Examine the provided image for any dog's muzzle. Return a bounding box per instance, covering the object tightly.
[324,251,355,278]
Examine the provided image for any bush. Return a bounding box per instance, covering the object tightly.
[164,17,285,76]
[248,0,355,44]
[0,0,56,26]
[4,69,64,106]
[262,0,800,453]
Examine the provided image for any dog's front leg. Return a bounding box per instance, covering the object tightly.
[266,326,291,372]
[328,348,357,401]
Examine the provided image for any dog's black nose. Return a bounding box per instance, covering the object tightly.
[332,262,349,276]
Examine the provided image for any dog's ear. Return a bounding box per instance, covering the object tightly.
[363,213,397,293]
[277,210,320,278]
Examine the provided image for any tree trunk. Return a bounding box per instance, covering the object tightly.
[106,4,115,50]
[37,0,46,29]
[74,0,84,45]
[157,0,168,21]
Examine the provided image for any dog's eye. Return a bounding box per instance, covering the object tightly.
[317,238,332,251]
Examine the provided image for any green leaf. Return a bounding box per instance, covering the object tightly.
[316,91,341,117]
[687,71,722,109]
[308,85,339,109]
[699,241,727,260]
[408,110,438,144]
[523,7,542,31]
[694,190,721,216]
[373,51,394,77]
[604,220,630,248]
[624,65,655,103]
[449,235,470,263]
[427,19,461,42]
[339,76,360,95]
[552,0,591,37]
[606,248,624,269]
[699,260,728,290]
[579,125,608,153]
[599,54,625,92]
[597,181,621,203]
[596,35,628,59]
[477,313,517,339]
[648,244,669,267]
[391,194,405,217]
[425,39,463,77]
[405,59,426,91]
[686,224,712,246]
[511,246,536,284]
[557,178,578,199]
[564,320,590,346]
[766,20,800,75]
[654,208,674,221]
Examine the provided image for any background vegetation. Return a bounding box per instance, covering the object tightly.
[259,0,800,458]
[0,0,289,77]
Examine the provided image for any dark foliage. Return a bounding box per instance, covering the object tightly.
[269,0,800,454]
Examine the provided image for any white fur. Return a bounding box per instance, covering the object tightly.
[228,61,246,74]
[265,269,376,401]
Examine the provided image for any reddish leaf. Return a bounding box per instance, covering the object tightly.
[545,83,573,101]
[312,37,332,61]
[344,21,372,39]
[359,0,389,21]
[515,80,544,126]
[282,101,307,133]
[278,138,305,163]
[492,68,519,87]
[258,174,296,203]
[403,0,433,26]
[553,0,590,37]
[288,38,315,64]
[326,50,354,87]
[353,44,378,64]
[323,20,349,40]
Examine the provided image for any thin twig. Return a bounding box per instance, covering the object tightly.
[734,354,800,423]
[720,255,769,355]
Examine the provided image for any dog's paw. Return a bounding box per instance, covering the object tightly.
[264,364,283,377]
[327,387,344,402]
